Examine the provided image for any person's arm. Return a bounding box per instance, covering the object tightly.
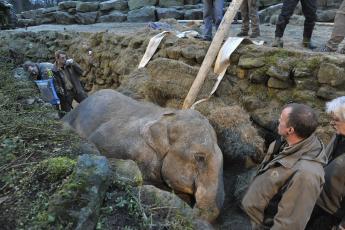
[71,62,84,77]
[271,171,323,230]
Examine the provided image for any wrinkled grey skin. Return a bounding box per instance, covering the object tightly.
[62,89,224,222]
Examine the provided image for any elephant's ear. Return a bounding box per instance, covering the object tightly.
[141,112,174,158]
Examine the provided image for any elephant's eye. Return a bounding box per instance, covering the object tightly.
[194,154,205,163]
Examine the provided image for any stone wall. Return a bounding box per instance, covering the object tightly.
[16,0,206,27]
[17,0,342,28]
[0,30,342,144]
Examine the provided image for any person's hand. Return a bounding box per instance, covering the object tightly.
[65,58,74,66]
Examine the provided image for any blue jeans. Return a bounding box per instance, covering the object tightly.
[203,0,224,39]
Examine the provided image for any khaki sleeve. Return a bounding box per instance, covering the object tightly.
[241,170,282,226]
[271,171,323,230]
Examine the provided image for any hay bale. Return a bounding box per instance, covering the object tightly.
[209,106,265,166]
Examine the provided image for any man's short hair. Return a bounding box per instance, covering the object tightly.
[284,103,318,138]
[55,50,67,60]
[326,96,345,122]
[23,61,35,71]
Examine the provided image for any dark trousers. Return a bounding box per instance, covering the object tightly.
[58,89,87,118]
[305,205,340,230]
[275,0,317,38]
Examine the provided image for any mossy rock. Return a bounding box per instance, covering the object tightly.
[47,154,111,229]
[35,157,76,183]
[139,185,194,229]
[109,159,143,187]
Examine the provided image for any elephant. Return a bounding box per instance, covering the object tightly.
[62,89,224,222]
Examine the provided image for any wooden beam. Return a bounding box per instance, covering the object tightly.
[182,0,244,109]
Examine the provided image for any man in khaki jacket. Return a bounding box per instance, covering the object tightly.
[306,96,345,230]
[242,103,327,230]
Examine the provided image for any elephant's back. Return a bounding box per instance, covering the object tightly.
[63,89,161,138]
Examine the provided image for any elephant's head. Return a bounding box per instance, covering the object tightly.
[141,109,224,222]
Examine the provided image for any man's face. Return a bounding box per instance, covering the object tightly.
[28,65,38,76]
[57,54,67,67]
[330,114,345,136]
[278,107,292,138]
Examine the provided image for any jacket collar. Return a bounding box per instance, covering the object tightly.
[260,133,326,172]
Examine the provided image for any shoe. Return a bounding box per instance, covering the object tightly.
[250,32,260,38]
[318,45,336,52]
[198,35,212,41]
[272,37,283,48]
[302,38,317,49]
[237,31,248,37]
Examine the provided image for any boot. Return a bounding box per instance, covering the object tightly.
[303,38,317,49]
[250,31,261,38]
[237,31,248,37]
[272,37,283,48]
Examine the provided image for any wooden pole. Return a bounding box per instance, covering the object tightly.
[182,0,244,109]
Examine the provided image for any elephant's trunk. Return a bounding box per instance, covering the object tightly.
[194,146,224,222]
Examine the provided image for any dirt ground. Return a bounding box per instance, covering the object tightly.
[11,21,342,52]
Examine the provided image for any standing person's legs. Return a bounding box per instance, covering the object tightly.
[203,0,214,40]
[275,0,300,38]
[249,0,261,37]
[213,0,224,30]
[238,0,250,36]
[301,0,317,45]
[326,0,345,51]
[60,90,74,116]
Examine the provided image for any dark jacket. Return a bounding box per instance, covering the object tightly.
[317,135,345,224]
[52,61,87,102]
[242,134,327,230]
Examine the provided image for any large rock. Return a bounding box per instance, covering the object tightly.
[184,8,203,20]
[36,12,56,24]
[159,0,184,7]
[17,18,36,27]
[156,8,184,20]
[41,6,58,14]
[139,185,194,226]
[55,11,75,24]
[76,2,100,12]
[128,0,157,10]
[238,57,265,69]
[259,3,283,23]
[127,6,157,22]
[99,0,128,11]
[109,159,143,186]
[267,77,292,89]
[317,9,336,22]
[317,85,345,100]
[75,12,99,24]
[48,154,111,229]
[318,62,345,86]
[97,11,127,22]
[266,65,290,81]
[58,1,78,10]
